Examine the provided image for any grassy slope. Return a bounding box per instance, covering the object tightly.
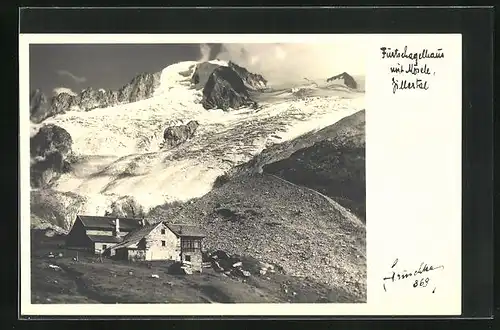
[31,230,362,303]
[148,173,366,301]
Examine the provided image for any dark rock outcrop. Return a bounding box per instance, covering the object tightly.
[327,72,358,89]
[228,61,267,91]
[72,88,110,112]
[30,71,161,123]
[30,90,63,124]
[117,72,161,103]
[30,124,73,159]
[162,120,200,148]
[202,66,258,111]
[30,124,73,188]
[191,62,222,90]
[51,92,76,112]
[191,61,267,93]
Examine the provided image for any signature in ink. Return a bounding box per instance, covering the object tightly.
[382,258,444,293]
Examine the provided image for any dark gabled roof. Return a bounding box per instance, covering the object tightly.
[165,223,205,238]
[76,215,143,231]
[87,235,123,243]
[109,223,161,251]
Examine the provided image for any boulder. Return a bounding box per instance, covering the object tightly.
[162,120,199,148]
[211,260,224,272]
[232,268,251,277]
[210,250,231,261]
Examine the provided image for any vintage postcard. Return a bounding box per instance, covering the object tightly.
[19,34,462,316]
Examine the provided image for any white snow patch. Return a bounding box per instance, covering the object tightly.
[53,87,77,97]
[208,59,229,67]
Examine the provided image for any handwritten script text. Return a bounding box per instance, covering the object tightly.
[382,258,444,293]
[380,46,445,94]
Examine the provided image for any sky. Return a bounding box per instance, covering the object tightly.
[29,42,365,96]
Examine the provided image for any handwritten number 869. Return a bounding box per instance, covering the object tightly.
[413,278,430,288]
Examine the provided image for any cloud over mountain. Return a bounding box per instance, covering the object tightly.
[198,43,211,62]
[56,70,87,84]
[215,43,366,85]
[52,87,77,96]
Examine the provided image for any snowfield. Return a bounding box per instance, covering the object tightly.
[32,61,365,215]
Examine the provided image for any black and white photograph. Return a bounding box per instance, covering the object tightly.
[27,41,367,305]
[19,7,493,319]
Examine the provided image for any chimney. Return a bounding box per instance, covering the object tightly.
[115,218,120,236]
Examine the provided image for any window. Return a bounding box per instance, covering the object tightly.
[181,239,200,252]
[102,244,107,250]
[185,255,191,262]
[161,229,166,235]
[161,240,166,247]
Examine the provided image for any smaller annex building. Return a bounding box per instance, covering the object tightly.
[65,215,144,254]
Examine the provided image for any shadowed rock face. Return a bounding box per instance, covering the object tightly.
[51,92,76,112]
[72,88,117,112]
[228,61,267,91]
[202,66,258,111]
[30,124,73,188]
[31,124,73,159]
[30,90,62,124]
[163,120,200,148]
[29,72,161,123]
[327,72,358,89]
[191,62,222,90]
[117,72,161,103]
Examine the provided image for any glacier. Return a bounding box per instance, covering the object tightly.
[30,60,365,220]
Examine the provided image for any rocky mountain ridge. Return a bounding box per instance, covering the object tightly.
[30,71,161,123]
[30,60,269,123]
[227,61,268,91]
[327,72,358,89]
[201,65,259,111]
